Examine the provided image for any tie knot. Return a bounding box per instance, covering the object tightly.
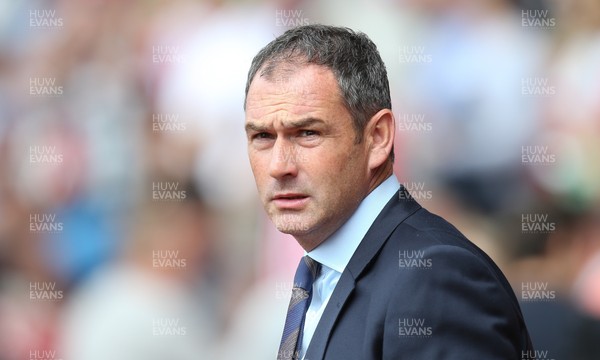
[293,256,321,291]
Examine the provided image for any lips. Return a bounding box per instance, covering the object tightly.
[271,193,310,210]
[273,193,307,200]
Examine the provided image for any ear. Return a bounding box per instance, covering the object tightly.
[365,109,395,171]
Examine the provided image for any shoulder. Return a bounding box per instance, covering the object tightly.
[387,207,508,282]
[369,206,521,316]
[370,208,528,358]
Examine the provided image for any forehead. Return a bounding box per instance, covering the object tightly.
[245,64,345,120]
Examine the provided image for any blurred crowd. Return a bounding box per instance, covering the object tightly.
[0,0,598,359]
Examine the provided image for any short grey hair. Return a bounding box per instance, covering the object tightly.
[244,24,392,147]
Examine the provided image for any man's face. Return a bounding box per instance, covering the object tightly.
[245,65,371,250]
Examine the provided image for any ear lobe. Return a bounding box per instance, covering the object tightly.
[366,109,395,171]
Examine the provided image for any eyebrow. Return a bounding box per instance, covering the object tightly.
[245,117,326,133]
[287,117,325,128]
[245,122,267,133]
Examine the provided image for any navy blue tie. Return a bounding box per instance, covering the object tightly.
[278,256,321,360]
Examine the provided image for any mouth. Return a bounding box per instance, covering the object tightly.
[271,193,310,210]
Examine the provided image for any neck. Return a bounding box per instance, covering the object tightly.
[297,163,394,252]
[368,161,393,194]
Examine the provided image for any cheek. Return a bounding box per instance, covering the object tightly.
[307,146,365,187]
[248,151,269,184]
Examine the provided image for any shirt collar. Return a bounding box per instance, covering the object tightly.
[307,175,400,274]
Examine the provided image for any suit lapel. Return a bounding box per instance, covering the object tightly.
[305,186,421,359]
[304,269,355,360]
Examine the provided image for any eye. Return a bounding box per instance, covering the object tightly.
[252,132,275,140]
[299,129,319,137]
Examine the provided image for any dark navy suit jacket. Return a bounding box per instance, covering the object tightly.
[304,186,533,359]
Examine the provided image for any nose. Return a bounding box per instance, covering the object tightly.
[268,138,299,179]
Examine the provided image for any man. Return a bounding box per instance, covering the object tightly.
[244,25,533,359]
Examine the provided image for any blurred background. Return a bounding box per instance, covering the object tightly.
[0,0,599,359]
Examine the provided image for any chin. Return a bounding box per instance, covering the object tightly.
[274,219,312,235]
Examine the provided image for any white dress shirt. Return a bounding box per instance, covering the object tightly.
[299,175,400,359]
